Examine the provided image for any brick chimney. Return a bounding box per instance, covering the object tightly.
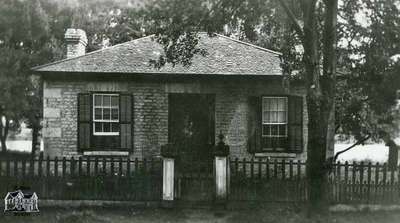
[64,28,87,59]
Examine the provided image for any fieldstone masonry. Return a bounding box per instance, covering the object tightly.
[42,77,308,160]
[65,28,87,59]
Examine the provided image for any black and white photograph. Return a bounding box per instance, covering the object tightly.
[0,0,399,222]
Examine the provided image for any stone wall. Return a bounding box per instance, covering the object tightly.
[42,77,308,160]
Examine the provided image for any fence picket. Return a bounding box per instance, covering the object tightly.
[242,158,246,178]
[336,161,341,203]
[374,162,380,204]
[22,159,26,177]
[135,158,139,173]
[390,166,395,203]
[110,157,114,176]
[382,163,387,203]
[119,157,123,177]
[6,158,11,177]
[46,156,50,177]
[359,162,364,202]
[38,154,43,177]
[367,162,372,203]
[296,160,301,181]
[62,157,66,178]
[13,159,18,177]
[250,158,254,180]
[78,157,82,176]
[94,157,98,176]
[126,157,131,177]
[86,156,90,176]
[344,161,349,203]
[351,161,356,202]
[71,157,75,177]
[54,157,58,178]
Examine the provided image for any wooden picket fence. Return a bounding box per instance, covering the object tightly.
[328,161,400,204]
[229,158,400,204]
[1,155,400,204]
[0,156,162,201]
[229,158,308,202]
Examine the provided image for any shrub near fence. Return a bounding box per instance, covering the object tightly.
[0,156,162,201]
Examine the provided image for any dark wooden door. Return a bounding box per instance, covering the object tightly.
[168,93,215,159]
[168,93,215,201]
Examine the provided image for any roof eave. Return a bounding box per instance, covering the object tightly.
[34,70,284,77]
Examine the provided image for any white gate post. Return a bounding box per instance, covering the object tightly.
[161,144,177,207]
[214,132,230,204]
[162,158,174,201]
[215,156,228,200]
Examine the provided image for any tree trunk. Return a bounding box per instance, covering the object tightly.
[31,126,39,156]
[387,139,399,171]
[301,0,338,213]
[322,0,338,162]
[300,0,327,212]
[278,0,338,214]
[0,116,9,153]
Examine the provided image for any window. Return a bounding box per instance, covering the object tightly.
[262,97,288,138]
[93,94,119,135]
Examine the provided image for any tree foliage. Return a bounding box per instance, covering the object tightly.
[335,0,400,144]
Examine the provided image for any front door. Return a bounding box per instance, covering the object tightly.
[168,93,215,201]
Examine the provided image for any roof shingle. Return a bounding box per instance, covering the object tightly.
[33,33,282,76]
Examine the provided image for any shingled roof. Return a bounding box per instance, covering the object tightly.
[33,33,282,76]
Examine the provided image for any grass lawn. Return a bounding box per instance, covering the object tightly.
[1,205,400,223]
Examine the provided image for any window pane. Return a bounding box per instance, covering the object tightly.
[272,98,278,111]
[95,122,102,132]
[111,108,119,120]
[262,98,270,112]
[270,111,277,123]
[262,124,271,136]
[111,123,120,132]
[262,111,269,123]
[94,95,102,106]
[277,98,285,111]
[103,122,111,132]
[279,124,287,136]
[94,108,102,119]
[103,95,111,106]
[277,111,286,123]
[271,125,278,136]
[103,108,111,120]
[111,96,119,107]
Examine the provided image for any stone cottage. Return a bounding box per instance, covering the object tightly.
[32,28,307,161]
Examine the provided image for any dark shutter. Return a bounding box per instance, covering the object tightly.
[247,96,261,153]
[288,95,303,153]
[120,93,133,151]
[78,93,91,152]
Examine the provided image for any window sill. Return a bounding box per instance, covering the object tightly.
[254,152,297,158]
[83,151,129,156]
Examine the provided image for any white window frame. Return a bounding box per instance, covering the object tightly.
[261,96,288,137]
[93,93,120,136]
